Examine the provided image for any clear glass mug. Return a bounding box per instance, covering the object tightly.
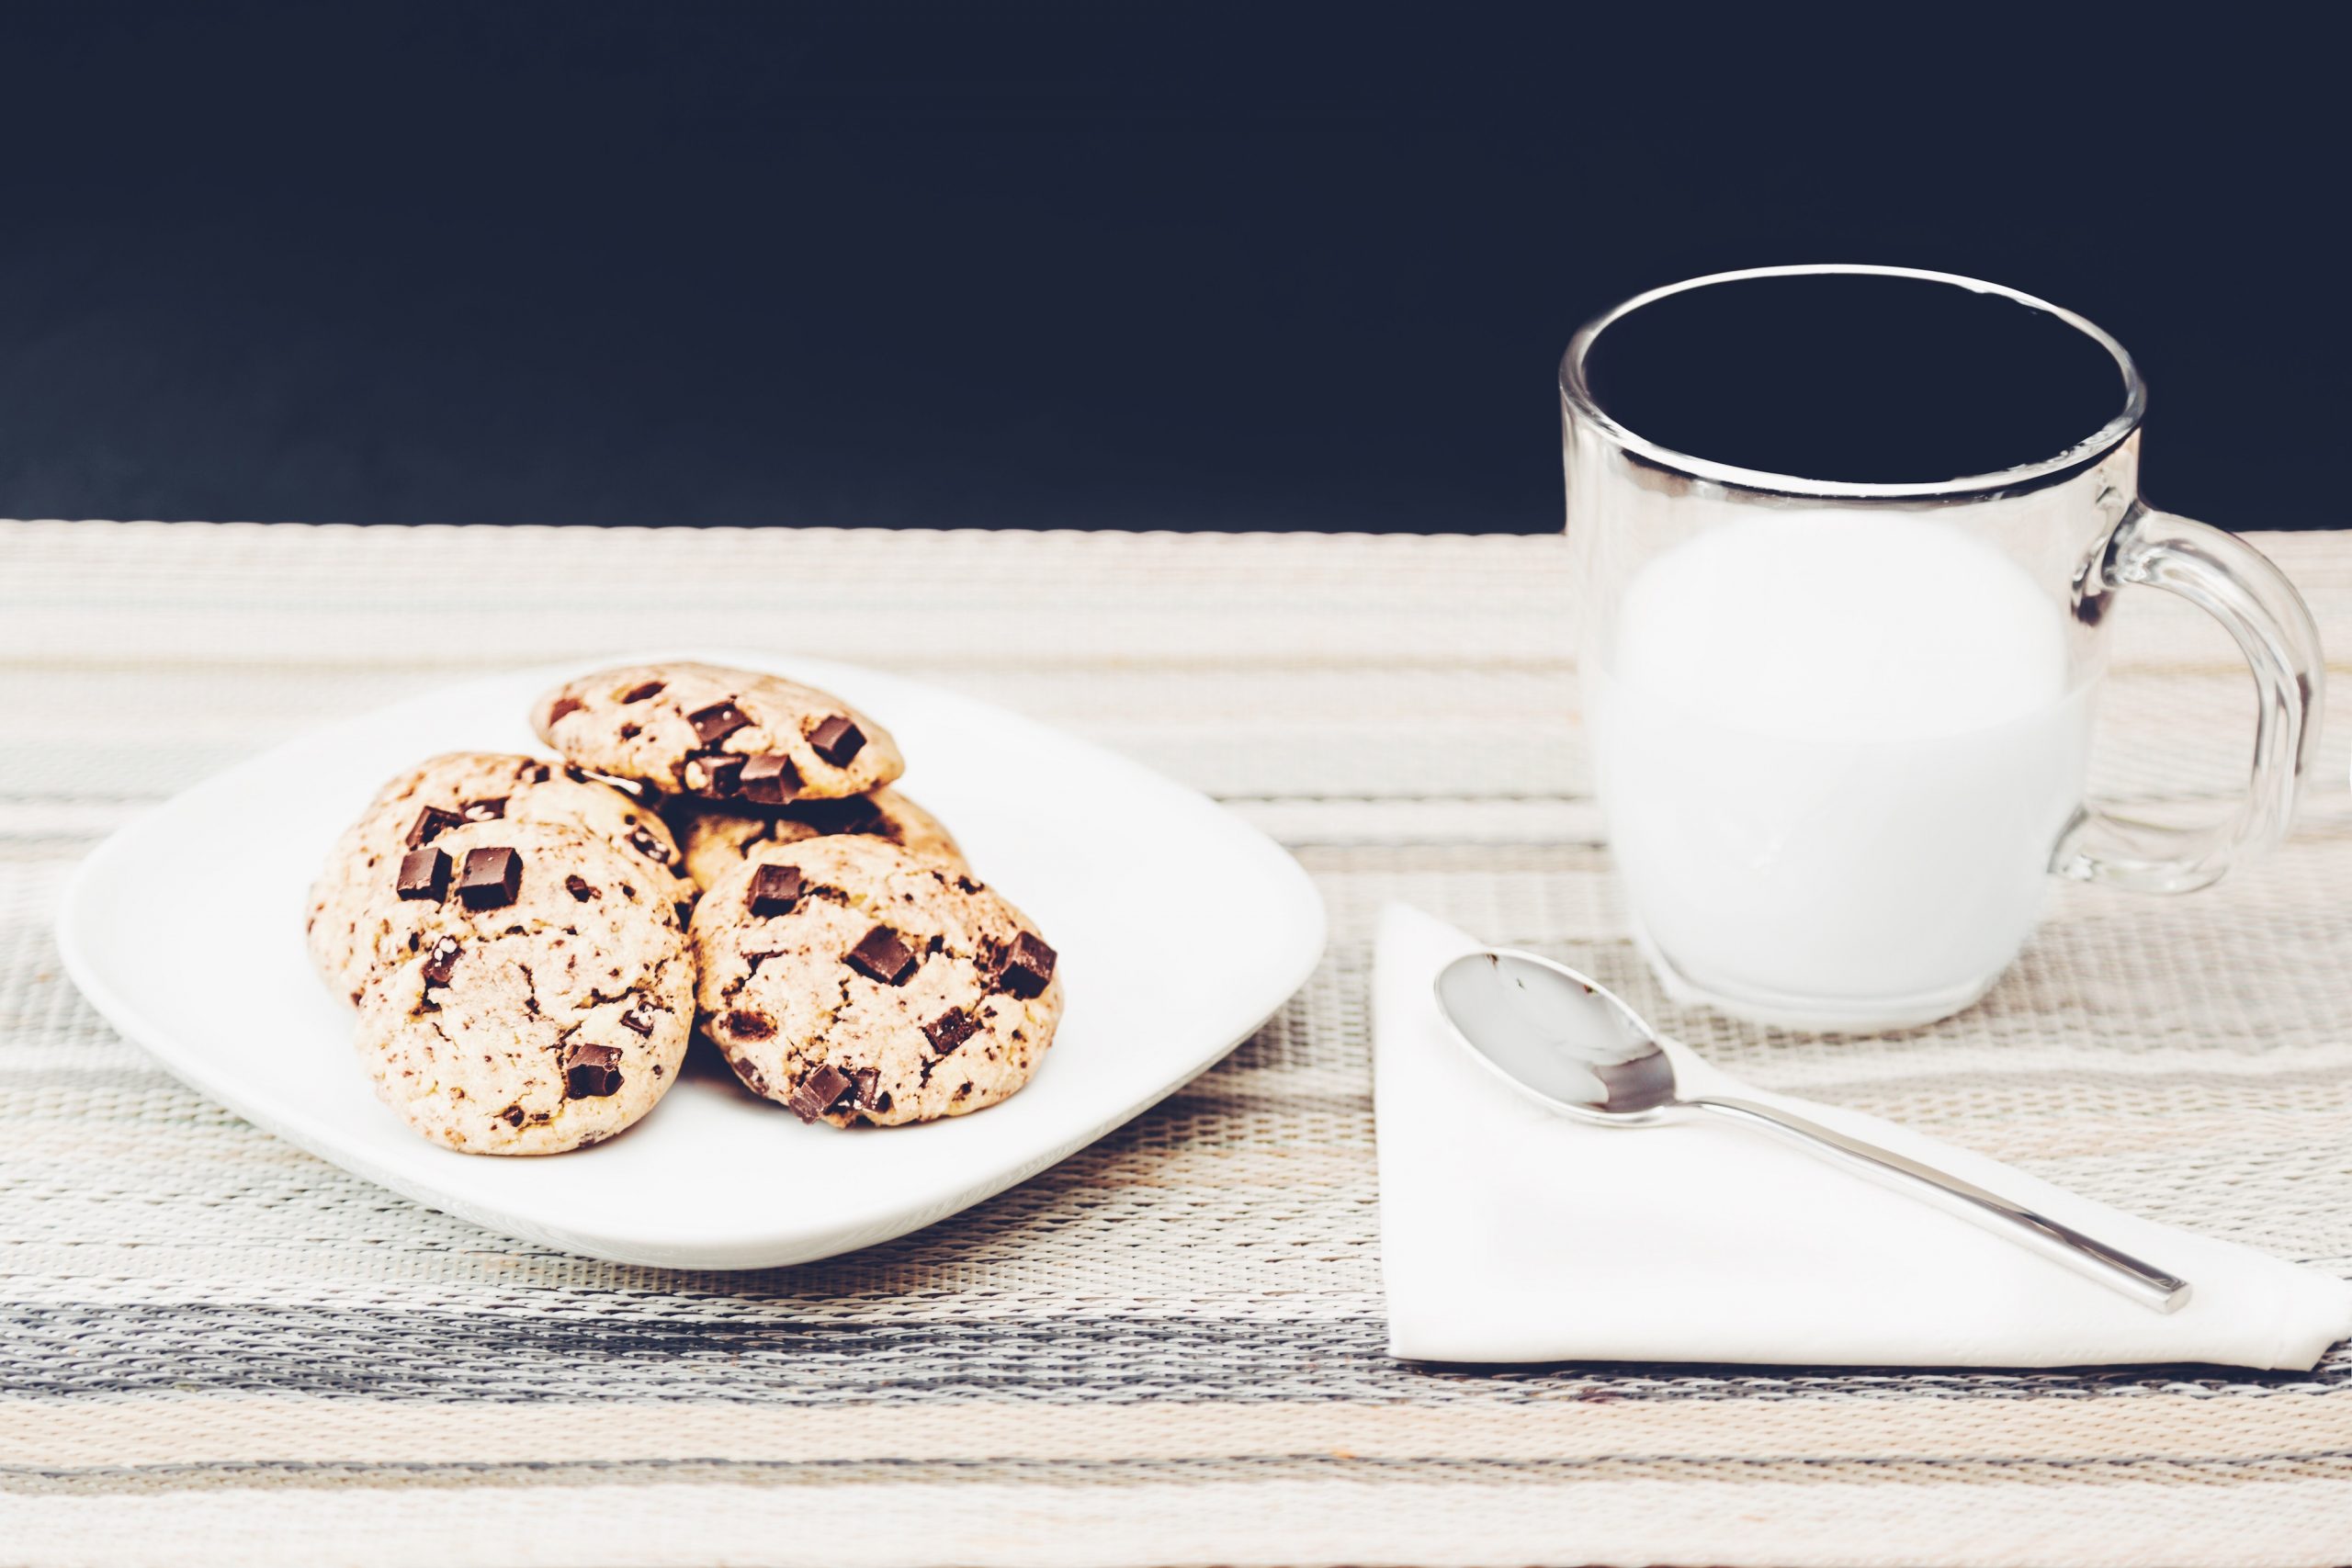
[1561,265,2323,1032]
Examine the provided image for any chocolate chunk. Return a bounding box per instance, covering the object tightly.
[682,752,743,797]
[565,874,598,902]
[461,797,506,822]
[786,1063,853,1122]
[500,1102,526,1127]
[688,700,751,745]
[850,1066,881,1108]
[575,766,642,796]
[626,826,673,863]
[396,847,451,901]
[738,753,800,805]
[528,763,552,784]
[405,807,463,849]
[618,722,640,740]
[922,1009,978,1055]
[619,999,658,1036]
[845,926,916,986]
[456,846,522,909]
[747,863,804,917]
[619,680,665,704]
[421,935,463,987]
[560,1042,624,1100]
[547,695,584,725]
[725,1009,775,1039]
[998,931,1057,998]
[808,715,865,767]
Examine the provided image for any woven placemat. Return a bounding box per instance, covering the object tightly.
[4,520,2350,1567]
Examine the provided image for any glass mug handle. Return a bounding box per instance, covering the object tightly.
[2053,502,2325,893]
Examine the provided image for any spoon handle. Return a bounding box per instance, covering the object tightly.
[1688,1096,2191,1314]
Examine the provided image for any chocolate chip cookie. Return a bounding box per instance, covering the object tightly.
[306,751,691,1008]
[691,837,1062,1128]
[673,786,966,894]
[532,661,904,805]
[351,818,693,1155]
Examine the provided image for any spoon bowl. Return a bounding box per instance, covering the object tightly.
[1431,950,1680,1120]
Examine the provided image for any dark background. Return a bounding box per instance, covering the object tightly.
[0,5,2339,532]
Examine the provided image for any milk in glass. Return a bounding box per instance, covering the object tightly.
[1589,511,2092,1010]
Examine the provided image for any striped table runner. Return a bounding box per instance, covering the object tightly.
[5,519,2350,1567]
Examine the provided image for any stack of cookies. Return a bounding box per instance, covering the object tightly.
[304,660,1062,1156]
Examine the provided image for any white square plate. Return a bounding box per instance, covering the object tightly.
[57,651,1326,1269]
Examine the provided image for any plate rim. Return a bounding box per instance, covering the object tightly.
[54,649,1328,1269]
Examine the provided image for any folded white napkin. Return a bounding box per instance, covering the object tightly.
[1376,903,2352,1368]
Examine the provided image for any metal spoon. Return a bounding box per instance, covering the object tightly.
[1432,949,2190,1314]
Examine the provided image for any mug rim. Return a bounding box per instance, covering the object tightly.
[1559,264,2149,502]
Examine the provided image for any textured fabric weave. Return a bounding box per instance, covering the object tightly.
[4,519,2351,1567]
